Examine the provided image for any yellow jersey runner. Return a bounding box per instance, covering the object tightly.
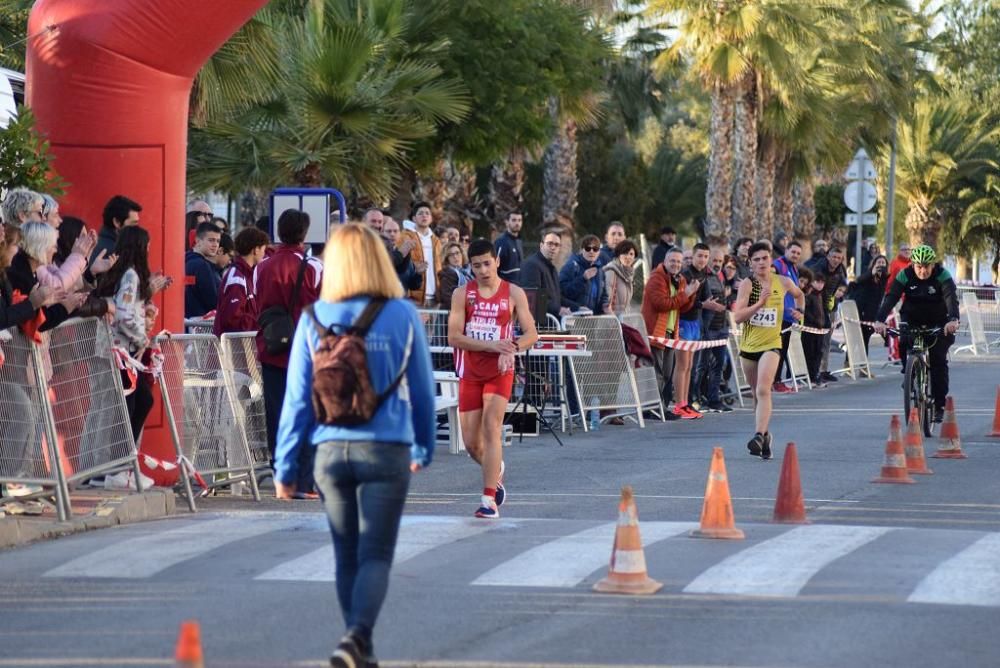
[740,277,786,354]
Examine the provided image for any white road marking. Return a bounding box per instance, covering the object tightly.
[255,515,499,581]
[44,517,305,579]
[472,521,696,588]
[683,525,892,597]
[908,533,1000,607]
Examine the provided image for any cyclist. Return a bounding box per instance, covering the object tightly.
[874,244,960,423]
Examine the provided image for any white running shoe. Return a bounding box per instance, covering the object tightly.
[104,470,155,491]
[474,495,499,519]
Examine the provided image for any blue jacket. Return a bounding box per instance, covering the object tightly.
[559,252,607,314]
[184,250,221,318]
[773,256,799,323]
[494,232,524,284]
[274,296,436,485]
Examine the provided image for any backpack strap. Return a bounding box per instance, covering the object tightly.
[377,323,413,404]
[351,297,387,335]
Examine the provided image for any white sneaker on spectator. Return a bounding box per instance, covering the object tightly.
[104,471,155,491]
[5,483,42,497]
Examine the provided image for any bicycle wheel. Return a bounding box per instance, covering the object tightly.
[920,360,934,437]
[903,356,927,434]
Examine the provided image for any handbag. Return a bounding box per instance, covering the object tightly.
[258,255,309,354]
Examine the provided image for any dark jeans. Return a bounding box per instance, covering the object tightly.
[899,333,955,409]
[314,440,411,645]
[262,362,314,491]
[802,332,824,383]
[697,329,728,404]
[123,371,154,445]
[652,347,675,406]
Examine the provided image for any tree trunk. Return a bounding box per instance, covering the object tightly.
[792,178,816,245]
[774,167,794,240]
[294,162,323,188]
[543,97,578,234]
[756,138,778,241]
[446,162,481,237]
[905,200,940,247]
[238,189,268,229]
[415,155,458,224]
[705,82,736,247]
[391,166,417,219]
[490,147,527,233]
[731,74,759,240]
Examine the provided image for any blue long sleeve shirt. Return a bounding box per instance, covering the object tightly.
[274,296,436,485]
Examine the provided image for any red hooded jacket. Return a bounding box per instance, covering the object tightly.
[213,255,258,336]
[253,245,323,368]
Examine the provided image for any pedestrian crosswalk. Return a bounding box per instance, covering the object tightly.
[8,512,999,608]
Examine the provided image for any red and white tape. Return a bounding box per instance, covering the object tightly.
[649,336,730,351]
[786,323,831,335]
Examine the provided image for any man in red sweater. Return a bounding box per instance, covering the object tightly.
[213,227,271,336]
[641,248,699,417]
[886,243,911,294]
[254,211,323,491]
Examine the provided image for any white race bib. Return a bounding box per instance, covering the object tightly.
[466,319,501,342]
[749,307,777,328]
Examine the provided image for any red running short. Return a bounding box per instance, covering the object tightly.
[458,374,515,412]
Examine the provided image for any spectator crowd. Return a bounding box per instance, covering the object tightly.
[0,184,910,499]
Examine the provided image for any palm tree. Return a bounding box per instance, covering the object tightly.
[0,1,30,71]
[187,0,469,203]
[959,174,1000,282]
[889,97,1000,247]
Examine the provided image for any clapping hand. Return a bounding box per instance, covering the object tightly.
[90,249,118,275]
[60,291,89,312]
[28,284,63,309]
[71,229,97,259]
[150,273,173,294]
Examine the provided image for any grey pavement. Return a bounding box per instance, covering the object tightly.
[1,349,1000,667]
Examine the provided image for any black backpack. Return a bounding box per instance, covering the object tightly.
[306,299,413,426]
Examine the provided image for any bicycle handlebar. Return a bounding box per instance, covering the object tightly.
[882,324,945,338]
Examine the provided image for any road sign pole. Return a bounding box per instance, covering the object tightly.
[856,180,864,275]
[886,123,897,255]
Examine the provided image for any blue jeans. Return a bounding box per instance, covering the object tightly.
[313,440,411,644]
[697,329,728,404]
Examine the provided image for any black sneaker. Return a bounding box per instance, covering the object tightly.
[933,406,944,423]
[761,432,773,460]
[331,633,367,668]
[706,402,733,413]
[821,372,839,382]
[747,432,764,457]
[663,407,682,421]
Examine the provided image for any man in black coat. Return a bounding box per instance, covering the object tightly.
[520,229,571,325]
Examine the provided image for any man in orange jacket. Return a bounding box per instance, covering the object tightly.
[641,247,699,417]
[397,201,442,306]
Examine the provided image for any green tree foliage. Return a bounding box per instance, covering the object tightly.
[0,1,30,71]
[418,0,609,167]
[187,0,470,201]
[0,106,66,194]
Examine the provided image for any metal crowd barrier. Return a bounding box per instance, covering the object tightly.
[621,313,666,420]
[563,315,646,428]
[418,308,454,372]
[784,329,813,391]
[0,318,141,521]
[957,285,1000,342]
[155,333,261,511]
[837,300,873,380]
[219,332,270,471]
[953,292,993,357]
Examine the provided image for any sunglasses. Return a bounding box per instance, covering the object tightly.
[583,246,600,252]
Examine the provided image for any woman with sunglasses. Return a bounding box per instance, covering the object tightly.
[558,234,607,315]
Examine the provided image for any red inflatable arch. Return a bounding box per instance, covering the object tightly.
[26,0,269,474]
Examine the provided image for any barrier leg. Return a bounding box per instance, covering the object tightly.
[159,382,196,513]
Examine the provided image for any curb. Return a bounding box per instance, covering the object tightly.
[0,489,177,550]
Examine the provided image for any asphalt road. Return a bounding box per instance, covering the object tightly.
[2,349,1000,667]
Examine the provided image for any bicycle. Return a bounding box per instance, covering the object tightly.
[884,324,944,437]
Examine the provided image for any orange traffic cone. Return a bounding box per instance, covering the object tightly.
[772,443,809,523]
[904,408,933,474]
[175,620,204,668]
[690,447,745,539]
[593,486,663,595]
[989,386,1000,437]
[932,396,968,459]
[872,415,915,484]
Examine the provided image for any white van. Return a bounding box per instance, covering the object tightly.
[1,67,25,129]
